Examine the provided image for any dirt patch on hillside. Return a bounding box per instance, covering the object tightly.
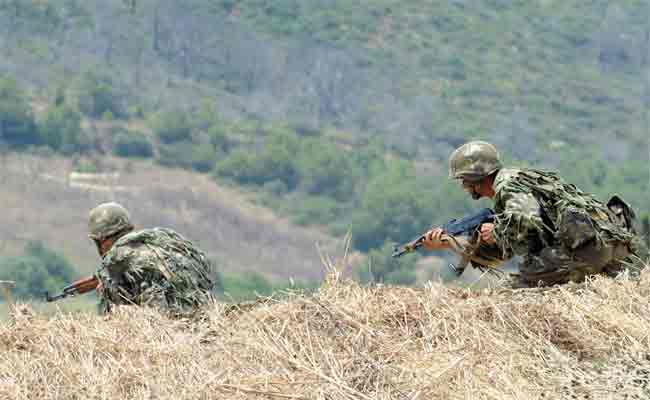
[0,152,345,281]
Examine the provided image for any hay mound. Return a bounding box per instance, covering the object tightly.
[2,270,650,399]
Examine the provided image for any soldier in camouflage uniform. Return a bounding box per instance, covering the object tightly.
[422,141,649,288]
[88,202,215,314]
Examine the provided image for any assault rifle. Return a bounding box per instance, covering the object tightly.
[45,275,99,302]
[392,208,496,275]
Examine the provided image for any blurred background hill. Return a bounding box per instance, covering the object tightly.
[0,0,648,307]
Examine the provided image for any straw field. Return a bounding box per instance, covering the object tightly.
[1,265,650,400]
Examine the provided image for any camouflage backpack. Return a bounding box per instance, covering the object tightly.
[99,227,215,313]
[494,168,634,251]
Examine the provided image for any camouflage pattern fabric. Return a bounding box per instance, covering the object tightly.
[97,228,214,314]
[476,167,647,287]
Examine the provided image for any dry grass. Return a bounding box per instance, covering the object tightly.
[2,260,650,400]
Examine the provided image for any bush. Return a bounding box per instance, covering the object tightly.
[190,144,219,172]
[351,160,435,252]
[113,130,153,158]
[221,271,317,302]
[354,241,418,285]
[0,241,77,300]
[214,130,300,189]
[5,1,62,34]
[214,149,256,181]
[157,140,217,172]
[222,271,274,301]
[296,138,355,200]
[263,179,289,196]
[0,77,39,148]
[77,71,125,118]
[290,196,341,226]
[39,104,85,154]
[150,110,192,144]
[207,123,228,151]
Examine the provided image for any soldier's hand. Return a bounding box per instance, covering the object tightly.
[480,223,497,245]
[96,281,104,296]
[422,228,451,250]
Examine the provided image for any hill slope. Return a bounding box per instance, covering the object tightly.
[1,0,647,162]
[0,152,343,281]
[2,269,650,399]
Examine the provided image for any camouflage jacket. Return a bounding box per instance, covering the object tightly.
[97,227,214,314]
[490,168,634,260]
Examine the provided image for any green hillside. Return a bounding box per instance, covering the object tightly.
[0,0,648,289]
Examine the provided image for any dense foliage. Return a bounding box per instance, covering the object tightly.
[0,77,39,148]
[0,241,77,300]
[221,271,317,301]
[0,1,647,287]
[354,241,418,285]
[112,129,154,158]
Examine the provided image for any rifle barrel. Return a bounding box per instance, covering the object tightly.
[44,291,68,302]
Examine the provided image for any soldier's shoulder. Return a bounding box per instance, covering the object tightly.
[114,227,184,246]
[493,167,522,193]
[104,228,166,262]
[493,167,562,195]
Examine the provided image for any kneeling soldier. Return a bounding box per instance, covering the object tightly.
[88,202,214,314]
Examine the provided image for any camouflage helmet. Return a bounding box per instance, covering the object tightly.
[88,202,134,240]
[448,141,502,182]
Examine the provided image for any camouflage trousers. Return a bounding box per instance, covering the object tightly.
[508,238,641,288]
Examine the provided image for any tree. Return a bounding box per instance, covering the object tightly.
[77,71,126,118]
[39,104,85,153]
[150,109,192,144]
[113,129,153,158]
[215,129,300,188]
[297,138,355,200]
[0,77,39,148]
[0,241,77,300]
[351,160,436,252]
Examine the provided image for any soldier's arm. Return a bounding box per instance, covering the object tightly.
[629,235,650,263]
[493,190,548,258]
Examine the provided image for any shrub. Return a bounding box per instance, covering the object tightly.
[221,271,317,302]
[290,196,341,226]
[296,138,355,200]
[39,104,85,154]
[222,271,274,301]
[77,71,125,118]
[0,77,39,148]
[207,123,228,151]
[214,130,299,189]
[214,149,256,182]
[351,160,435,252]
[262,179,289,196]
[157,140,217,172]
[150,110,192,144]
[0,241,77,300]
[113,130,153,158]
[354,241,418,285]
